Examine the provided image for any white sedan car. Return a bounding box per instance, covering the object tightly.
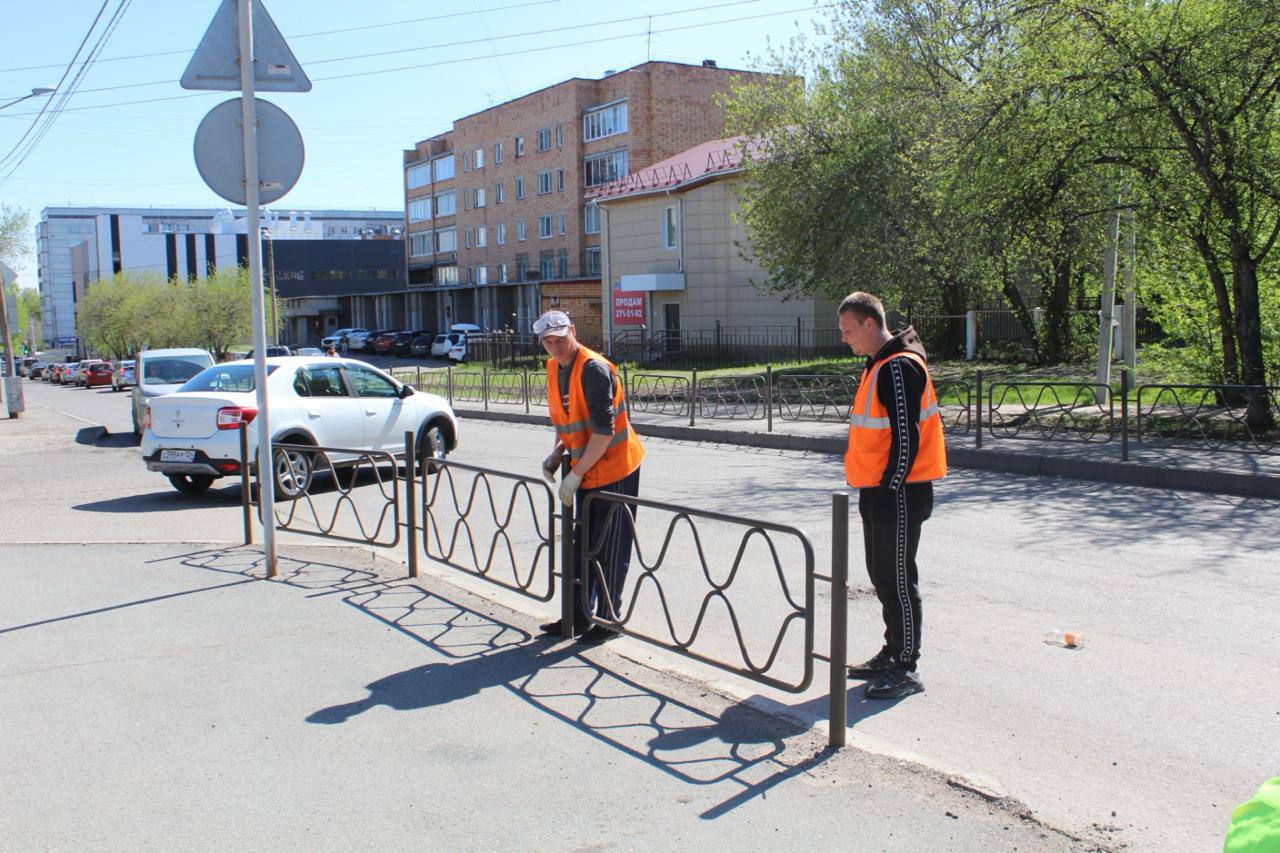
[141,356,458,496]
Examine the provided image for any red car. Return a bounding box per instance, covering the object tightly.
[82,361,114,388]
[371,331,400,353]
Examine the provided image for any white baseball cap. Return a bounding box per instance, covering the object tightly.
[533,310,572,340]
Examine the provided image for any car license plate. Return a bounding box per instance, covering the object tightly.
[160,449,196,463]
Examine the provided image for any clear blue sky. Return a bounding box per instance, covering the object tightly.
[0,0,827,288]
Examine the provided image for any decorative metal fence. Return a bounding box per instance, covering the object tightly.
[985,381,1115,443]
[697,375,766,420]
[1137,384,1280,454]
[628,372,691,417]
[776,374,858,422]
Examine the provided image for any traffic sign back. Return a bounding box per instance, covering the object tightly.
[181,0,311,92]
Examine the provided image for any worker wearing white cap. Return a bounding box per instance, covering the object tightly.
[535,309,645,644]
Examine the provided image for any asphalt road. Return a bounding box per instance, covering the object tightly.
[10,377,1279,851]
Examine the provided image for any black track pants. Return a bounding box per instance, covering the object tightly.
[858,482,933,669]
[574,467,641,622]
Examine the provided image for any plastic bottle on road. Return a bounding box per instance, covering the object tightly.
[1044,630,1084,648]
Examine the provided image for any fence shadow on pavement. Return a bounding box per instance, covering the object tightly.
[168,545,836,818]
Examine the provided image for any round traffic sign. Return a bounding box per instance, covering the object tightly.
[193,97,304,205]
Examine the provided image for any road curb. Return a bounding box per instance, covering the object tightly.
[454,407,1280,499]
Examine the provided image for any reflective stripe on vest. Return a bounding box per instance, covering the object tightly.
[547,345,645,489]
[844,351,947,488]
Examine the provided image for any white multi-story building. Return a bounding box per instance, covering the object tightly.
[37,207,404,350]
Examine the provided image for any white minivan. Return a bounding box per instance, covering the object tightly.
[131,347,215,436]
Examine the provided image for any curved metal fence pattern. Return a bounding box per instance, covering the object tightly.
[265,444,401,546]
[580,492,815,693]
[627,373,691,417]
[419,459,557,601]
[775,374,858,422]
[1137,384,1280,454]
[486,371,527,406]
[698,375,765,420]
[987,381,1115,443]
[934,379,973,435]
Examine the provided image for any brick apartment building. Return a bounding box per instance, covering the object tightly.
[402,60,780,347]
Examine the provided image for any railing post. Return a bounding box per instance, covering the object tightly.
[965,310,977,361]
[829,492,848,749]
[482,366,489,411]
[1120,368,1130,462]
[621,362,632,420]
[239,422,252,546]
[415,366,421,390]
[404,430,419,578]
[523,368,530,414]
[766,364,774,433]
[975,370,984,449]
[446,365,454,406]
[690,367,698,427]
[560,456,576,638]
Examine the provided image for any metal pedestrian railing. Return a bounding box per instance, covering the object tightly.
[775,374,858,422]
[627,372,691,417]
[1137,383,1280,454]
[240,431,851,749]
[985,380,1115,443]
[697,375,766,420]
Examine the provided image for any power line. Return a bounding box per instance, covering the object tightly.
[0,0,565,75]
[0,2,817,118]
[1,0,766,102]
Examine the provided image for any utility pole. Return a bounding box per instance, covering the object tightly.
[264,228,279,346]
[0,265,23,418]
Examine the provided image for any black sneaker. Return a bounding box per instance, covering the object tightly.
[577,624,619,644]
[865,667,924,699]
[847,648,896,679]
[540,619,588,636]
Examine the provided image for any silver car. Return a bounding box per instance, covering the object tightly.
[131,348,215,436]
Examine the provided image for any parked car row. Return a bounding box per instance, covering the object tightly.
[36,358,136,390]
[317,323,483,362]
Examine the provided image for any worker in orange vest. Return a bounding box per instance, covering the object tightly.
[535,310,645,644]
[838,292,947,699]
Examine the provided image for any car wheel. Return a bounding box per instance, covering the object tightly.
[274,445,314,501]
[168,474,215,495]
[418,421,448,474]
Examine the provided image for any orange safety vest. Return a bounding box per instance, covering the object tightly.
[845,351,947,488]
[547,345,645,489]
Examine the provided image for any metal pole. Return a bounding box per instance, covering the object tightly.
[482,365,489,411]
[267,234,278,346]
[1120,368,1130,462]
[621,362,631,420]
[689,367,697,427]
[239,422,253,545]
[829,492,849,749]
[974,370,984,449]
[446,364,453,405]
[404,430,419,578]
[523,368,530,414]
[766,364,773,433]
[0,283,19,418]
[1122,206,1137,376]
[1095,190,1123,404]
[239,0,276,577]
[559,456,576,638]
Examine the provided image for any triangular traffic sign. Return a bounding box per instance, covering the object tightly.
[181,0,311,92]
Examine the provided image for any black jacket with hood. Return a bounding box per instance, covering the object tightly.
[861,326,930,491]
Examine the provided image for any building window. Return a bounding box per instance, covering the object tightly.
[497,222,506,245]
[538,214,553,238]
[662,205,679,249]
[517,219,527,241]
[514,135,525,157]
[474,187,486,208]
[494,182,504,204]
[536,128,552,151]
[475,265,489,285]
[557,168,564,192]
[434,190,456,216]
[408,198,431,222]
[584,202,600,234]
[515,177,525,199]
[407,162,431,189]
[557,213,565,235]
[539,250,555,280]
[494,141,503,164]
[464,226,473,248]
[476,226,487,248]
[516,253,529,279]
[499,263,508,283]
[410,232,432,257]
[436,227,456,253]
[537,171,552,195]
[583,101,627,142]
[586,246,601,275]
[584,149,628,187]
[462,151,471,172]
[557,248,568,278]
[436,264,458,285]
[556,124,563,147]
[432,155,455,182]
[473,147,484,169]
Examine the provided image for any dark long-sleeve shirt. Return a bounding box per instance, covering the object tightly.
[557,356,616,436]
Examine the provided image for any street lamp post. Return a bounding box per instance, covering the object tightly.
[0,87,56,112]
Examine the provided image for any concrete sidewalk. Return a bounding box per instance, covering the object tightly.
[0,542,1090,852]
